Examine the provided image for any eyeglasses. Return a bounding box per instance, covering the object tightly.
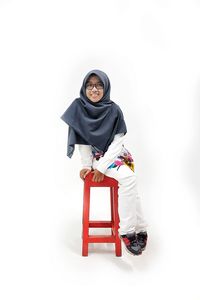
[86,83,104,90]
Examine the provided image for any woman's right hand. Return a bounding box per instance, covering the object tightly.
[80,168,91,180]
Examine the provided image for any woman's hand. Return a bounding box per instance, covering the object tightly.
[80,168,91,180]
[92,169,104,182]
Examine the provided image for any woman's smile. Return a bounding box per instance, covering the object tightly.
[91,92,99,98]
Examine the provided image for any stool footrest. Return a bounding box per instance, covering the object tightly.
[89,221,112,228]
[88,235,116,243]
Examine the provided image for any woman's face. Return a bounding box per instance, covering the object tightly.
[85,75,104,103]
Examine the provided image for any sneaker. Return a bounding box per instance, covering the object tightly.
[120,232,142,256]
[137,231,148,251]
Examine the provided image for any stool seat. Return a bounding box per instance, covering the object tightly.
[82,172,122,256]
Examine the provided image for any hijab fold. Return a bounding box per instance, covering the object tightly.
[61,70,127,158]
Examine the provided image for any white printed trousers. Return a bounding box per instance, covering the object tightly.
[93,160,148,235]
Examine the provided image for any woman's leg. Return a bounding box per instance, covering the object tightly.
[135,194,148,234]
[104,165,147,235]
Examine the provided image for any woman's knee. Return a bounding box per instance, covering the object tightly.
[118,172,137,187]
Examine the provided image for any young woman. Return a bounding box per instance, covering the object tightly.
[61,69,148,255]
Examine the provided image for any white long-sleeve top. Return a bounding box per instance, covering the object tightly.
[78,133,125,174]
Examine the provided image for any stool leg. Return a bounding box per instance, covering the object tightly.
[113,186,122,257]
[82,184,90,256]
[110,187,114,235]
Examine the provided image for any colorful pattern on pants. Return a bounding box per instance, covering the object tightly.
[108,147,134,172]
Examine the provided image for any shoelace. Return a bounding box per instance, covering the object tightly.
[127,235,138,247]
[130,238,138,247]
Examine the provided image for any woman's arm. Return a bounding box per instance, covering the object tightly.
[78,144,93,170]
[78,145,93,180]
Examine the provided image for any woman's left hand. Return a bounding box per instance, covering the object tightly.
[92,169,104,182]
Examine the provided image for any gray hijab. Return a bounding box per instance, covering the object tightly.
[61,69,127,158]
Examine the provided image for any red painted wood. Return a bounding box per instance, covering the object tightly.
[82,172,122,257]
[89,221,112,227]
[88,235,116,243]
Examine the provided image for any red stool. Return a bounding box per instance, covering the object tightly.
[82,172,122,256]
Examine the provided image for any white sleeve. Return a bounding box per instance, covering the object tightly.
[96,133,125,174]
[78,145,93,170]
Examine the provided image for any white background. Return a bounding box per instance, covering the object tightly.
[0,0,200,299]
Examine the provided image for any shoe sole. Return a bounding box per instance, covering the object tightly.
[119,236,142,256]
[124,247,142,256]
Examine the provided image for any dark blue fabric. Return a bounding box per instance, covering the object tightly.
[61,70,127,158]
